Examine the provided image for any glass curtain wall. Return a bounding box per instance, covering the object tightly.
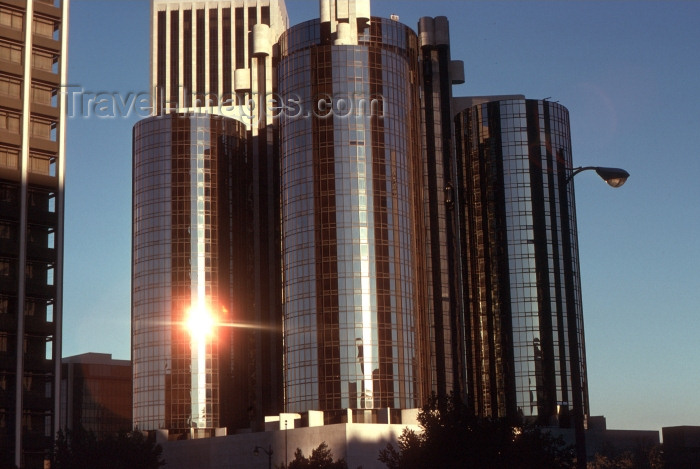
[456,98,588,428]
[278,18,426,417]
[132,114,247,437]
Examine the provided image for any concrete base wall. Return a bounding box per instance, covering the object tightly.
[161,422,419,469]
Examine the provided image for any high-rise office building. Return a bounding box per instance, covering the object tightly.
[150,0,288,130]
[454,96,589,431]
[60,353,132,440]
[133,0,289,438]
[278,0,427,418]
[0,1,68,467]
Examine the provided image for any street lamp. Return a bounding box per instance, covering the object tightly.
[253,445,273,469]
[564,163,629,469]
[565,166,630,187]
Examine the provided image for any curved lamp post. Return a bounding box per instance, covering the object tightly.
[564,164,628,469]
[565,166,630,187]
[253,445,273,469]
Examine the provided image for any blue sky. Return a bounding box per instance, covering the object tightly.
[63,1,700,433]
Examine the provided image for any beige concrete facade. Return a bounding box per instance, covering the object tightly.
[160,420,420,469]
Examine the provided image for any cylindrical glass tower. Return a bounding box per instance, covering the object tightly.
[132,113,247,437]
[455,98,589,429]
[278,17,426,416]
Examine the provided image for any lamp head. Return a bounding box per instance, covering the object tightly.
[594,167,630,188]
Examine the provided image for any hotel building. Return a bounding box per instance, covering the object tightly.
[454,96,589,431]
[133,2,597,453]
[133,113,250,437]
[0,0,68,467]
[278,0,427,418]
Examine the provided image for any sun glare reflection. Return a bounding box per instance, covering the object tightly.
[185,304,216,340]
[180,304,281,337]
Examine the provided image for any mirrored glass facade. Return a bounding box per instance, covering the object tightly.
[135,0,287,438]
[278,18,426,415]
[133,113,258,437]
[455,98,589,428]
[416,16,467,404]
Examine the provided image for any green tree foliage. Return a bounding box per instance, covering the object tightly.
[379,394,575,469]
[51,427,165,469]
[278,442,348,469]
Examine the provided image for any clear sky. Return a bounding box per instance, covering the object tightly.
[62,0,700,433]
